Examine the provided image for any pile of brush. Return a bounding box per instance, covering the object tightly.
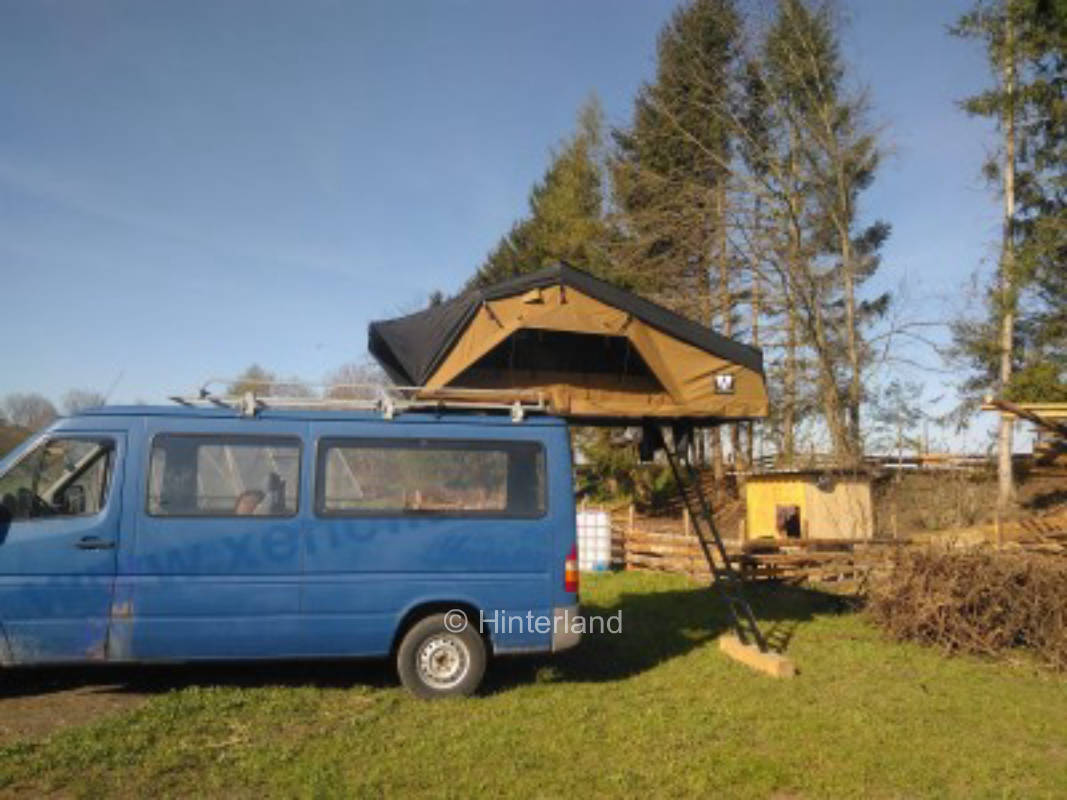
[866,547,1067,671]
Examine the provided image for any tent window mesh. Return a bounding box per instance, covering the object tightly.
[454,330,662,384]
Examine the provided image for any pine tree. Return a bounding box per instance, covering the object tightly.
[610,0,741,317]
[608,0,891,466]
[468,98,613,290]
[1013,1,1067,399]
[951,0,1067,504]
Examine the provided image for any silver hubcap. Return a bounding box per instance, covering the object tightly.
[417,634,470,689]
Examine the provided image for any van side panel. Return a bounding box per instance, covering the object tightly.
[301,419,563,656]
[112,417,308,660]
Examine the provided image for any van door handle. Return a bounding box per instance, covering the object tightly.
[75,536,116,550]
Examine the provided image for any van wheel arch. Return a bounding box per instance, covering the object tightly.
[391,601,491,656]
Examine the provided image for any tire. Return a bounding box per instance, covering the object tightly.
[396,613,487,699]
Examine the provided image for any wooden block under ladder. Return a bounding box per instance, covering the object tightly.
[718,634,796,678]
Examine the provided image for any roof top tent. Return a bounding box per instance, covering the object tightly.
[368,263,769,425]
[369,265,792,675]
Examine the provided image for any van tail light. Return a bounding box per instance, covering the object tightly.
[564,543,579,594]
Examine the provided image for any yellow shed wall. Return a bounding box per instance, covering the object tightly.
[745,478,807,539]
[744,477,873,541]
[804,481,873,540]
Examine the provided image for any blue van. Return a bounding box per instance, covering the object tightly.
[0,405,580,698]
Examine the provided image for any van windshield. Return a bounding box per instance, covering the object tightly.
[0,438,112,520]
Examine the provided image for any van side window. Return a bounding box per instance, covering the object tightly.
[148,435,300,517]
[317,438,545,517]
[0,437,114,521]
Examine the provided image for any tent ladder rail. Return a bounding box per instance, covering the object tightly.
[660,427,767,652]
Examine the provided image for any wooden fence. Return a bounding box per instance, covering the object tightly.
[583,493,1067,587]
[590,502,905,585]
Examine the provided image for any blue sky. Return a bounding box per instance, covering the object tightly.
[1,1,1000,444]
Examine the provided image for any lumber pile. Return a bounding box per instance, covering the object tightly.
[738,548,881,584]
[1009,512,1067,556]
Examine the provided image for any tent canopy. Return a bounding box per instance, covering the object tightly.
[368,264,768,424]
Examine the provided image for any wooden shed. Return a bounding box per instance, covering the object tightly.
[744,471,874,541]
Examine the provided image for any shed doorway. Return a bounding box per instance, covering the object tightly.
[776,505,802,539]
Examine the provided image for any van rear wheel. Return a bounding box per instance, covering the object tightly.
[396,613,486,699]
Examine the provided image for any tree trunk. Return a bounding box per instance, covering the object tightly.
[748,196,762,472]
[717,186,742,480]
[782,203,802,467]
[811,302,852,462]
[710,430,724,489]
[998,7,1017,508]
[783,297,797,465]
[839,222,862,454]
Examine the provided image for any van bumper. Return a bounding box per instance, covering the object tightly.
[551,604,582,652]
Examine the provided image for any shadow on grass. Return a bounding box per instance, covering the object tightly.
[483,580,853,693]
[1023,487,1067,511]
[0,581,855,701]
[0,657,396,701]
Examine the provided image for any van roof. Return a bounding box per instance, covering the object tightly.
[69,405,568,427]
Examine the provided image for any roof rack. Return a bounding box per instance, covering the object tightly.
[170,379,548,422]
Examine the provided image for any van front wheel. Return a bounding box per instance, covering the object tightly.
[396,613,487,699]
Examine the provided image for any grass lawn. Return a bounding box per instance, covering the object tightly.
[1,571,1065,798]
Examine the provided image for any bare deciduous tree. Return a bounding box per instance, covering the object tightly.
[325,360,389,400]
[62,389,107,414]
[3,393,58,431]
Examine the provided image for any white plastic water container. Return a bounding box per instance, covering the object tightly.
[576,510,612,571]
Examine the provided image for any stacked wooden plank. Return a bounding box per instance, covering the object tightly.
[608,502,907,584]
[623,527,714,577]
[610,503,743,578]
[1007,511,1067,556]
[735,541,902,584]
[601,489,1067,587]
[927,507,1067,551]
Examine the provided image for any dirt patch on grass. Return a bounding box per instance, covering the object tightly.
[0,660,393,746]
[0,676,147,745]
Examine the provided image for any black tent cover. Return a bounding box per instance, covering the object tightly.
[368,263,764,387]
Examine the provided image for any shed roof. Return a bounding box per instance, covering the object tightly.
[745,470,874,482]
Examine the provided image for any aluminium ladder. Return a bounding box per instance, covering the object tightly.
[658,425,768,652]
